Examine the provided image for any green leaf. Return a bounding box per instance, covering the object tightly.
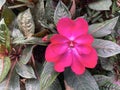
[100,58,114,71]
[88,0,112,11]
[34,0,45,26]
[13,37,47,46]
[64,69,99,90]
[94,75,112,87]
[40,62,59,90]
[0,0,6,10]
[26,79,62,90]
[1,6,16,25]
[93,39,120,57]
[0,69,20,90]
[0,57,11,83]
[45,0,55,23]
[19,45,34,64]
[17,8,35,38]
[45,79,62,90]
[25,79,40,90]
[54,1,71,24]
[0,19,10,51]
[94,75,120,90]
[89,17,118,37]
[15,62,36,79]
[11,28,24,39]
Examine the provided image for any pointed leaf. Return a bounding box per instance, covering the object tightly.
[0,0,6,10]
[100,58,114,71]
[0,19,10,51]
[40,62,59,90]
[34,0,45,26]
[88,0,112,11]
[26,79,62,90]
[94,75,112,87]
[17,8,35,38]
[26,79,40,90]
[1,6,16,25]
[64,69,99,90]
[12,29,26,44]
[11,28,24,39]
[19,45,34,64]
[45,0,55,23]
[0,69,20,90]
[54,1,71,24]
[13,37,47,46]
[70,0,76,17]
[93,39,120,57]
[15,62,36,79]
[94,75,120,90]
[89,17,118,37]
[0,57,11,83]
[45,79,62,90]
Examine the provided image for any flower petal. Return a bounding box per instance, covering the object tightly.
[71,48,85,75]
[75,45,92,54]
[75,18,88,35]
[57,17,88,39]
[54,49,72,72]
[57,18,75,39]
[71,58,85,75]
[54,65,65,72]
[74,34,94,45]
[51,34,69,44]
[80,48,98,68]
[45,43,68,62]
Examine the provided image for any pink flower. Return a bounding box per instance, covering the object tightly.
[45,17,98,75]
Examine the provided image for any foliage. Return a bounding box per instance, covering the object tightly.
[0,0,120,90]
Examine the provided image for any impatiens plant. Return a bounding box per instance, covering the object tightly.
[1,0,120,90]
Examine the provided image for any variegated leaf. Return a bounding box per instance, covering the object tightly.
[0,19,10,51]
[54,1,71,24]
[0,57,11,83]
[17,8,35,38]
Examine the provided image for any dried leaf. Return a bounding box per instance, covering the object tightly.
[70,0,76,17]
